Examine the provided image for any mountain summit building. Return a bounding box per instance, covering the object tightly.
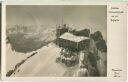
[57,32,90,52]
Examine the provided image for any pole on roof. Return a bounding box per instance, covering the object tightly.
[89,27,91,38]
[62,16,63,25]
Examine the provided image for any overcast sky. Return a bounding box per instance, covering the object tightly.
[7,5,107,40]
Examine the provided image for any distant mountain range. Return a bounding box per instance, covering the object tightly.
[6,24,107,53]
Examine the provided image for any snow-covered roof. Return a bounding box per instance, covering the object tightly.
[59,32,90,42]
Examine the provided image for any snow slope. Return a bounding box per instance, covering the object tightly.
[10,43,68,77]
[6,43,36,75]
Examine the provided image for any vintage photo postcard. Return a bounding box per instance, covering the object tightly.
[1,1,127,81]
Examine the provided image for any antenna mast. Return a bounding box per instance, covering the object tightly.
[62,16,64,25]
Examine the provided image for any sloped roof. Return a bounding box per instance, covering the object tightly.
[59,32,90,42]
